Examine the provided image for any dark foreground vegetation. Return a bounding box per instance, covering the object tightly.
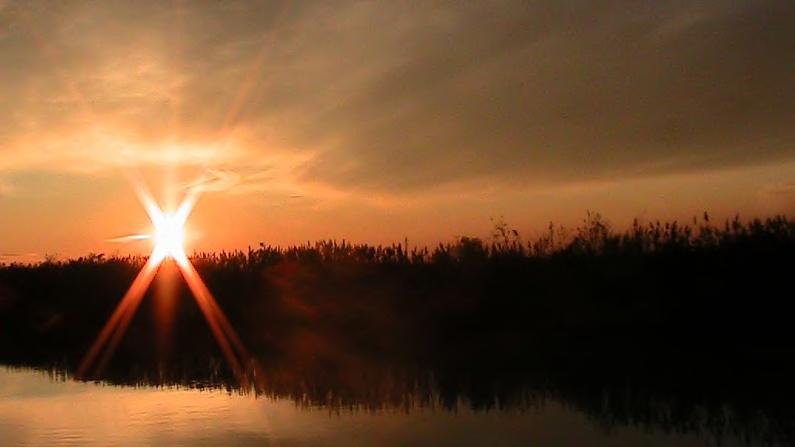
[1,212,795,445]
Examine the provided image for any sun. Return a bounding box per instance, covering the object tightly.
[141,190,195,266]
[152,212,187,263]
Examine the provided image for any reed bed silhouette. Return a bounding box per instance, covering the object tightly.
[1,211,793,365]
[1,212,794,444]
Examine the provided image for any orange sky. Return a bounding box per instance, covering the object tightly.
[1,1,794,261]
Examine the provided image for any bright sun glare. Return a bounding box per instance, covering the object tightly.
[141,189,195,266]
[153,212,187,263]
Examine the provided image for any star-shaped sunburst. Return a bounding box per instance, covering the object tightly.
[77,181,251,384]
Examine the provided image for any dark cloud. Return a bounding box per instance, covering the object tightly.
[0,0,793,193]
[294,0,795,190]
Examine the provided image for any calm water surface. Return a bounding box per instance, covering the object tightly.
[0,367,748,447]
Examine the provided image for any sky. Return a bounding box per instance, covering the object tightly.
[0,0,794,260]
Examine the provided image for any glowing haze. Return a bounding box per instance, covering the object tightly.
[1,1,794,260]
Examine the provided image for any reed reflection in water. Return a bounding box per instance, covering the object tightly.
[0,367,738,447]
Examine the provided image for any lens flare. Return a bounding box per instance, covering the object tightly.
[77,180,252,385]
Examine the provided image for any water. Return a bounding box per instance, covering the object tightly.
[0,367,753,447]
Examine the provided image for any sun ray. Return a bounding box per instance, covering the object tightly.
[177,259,250,359]
[177,261,245,384]
[132,179,166,228]
[217,2,290,144]
[76,257,160,379]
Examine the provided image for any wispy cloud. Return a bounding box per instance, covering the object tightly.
[106,234,151,243]
[183,169,243,194]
